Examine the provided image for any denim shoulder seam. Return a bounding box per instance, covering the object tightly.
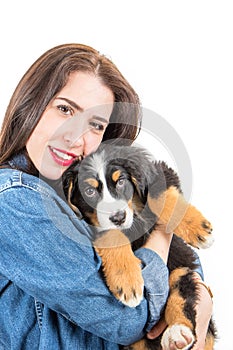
[0,170,54,198]
[0,182,52,199]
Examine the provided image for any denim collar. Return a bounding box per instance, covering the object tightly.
[8,149,39,176]
[8,149,66,197]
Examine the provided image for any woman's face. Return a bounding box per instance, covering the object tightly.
[26,72,114,179]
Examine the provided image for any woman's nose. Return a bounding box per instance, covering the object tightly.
[63,116,86,149]
[64,131,85,148]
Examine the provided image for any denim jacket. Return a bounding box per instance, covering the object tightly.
[0,154,172,350]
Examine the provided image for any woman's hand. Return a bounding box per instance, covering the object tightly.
[147,318,167,340]
[146,273,213,350]
[191,274,213,350]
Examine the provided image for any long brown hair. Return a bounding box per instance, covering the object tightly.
[0,43,141,165]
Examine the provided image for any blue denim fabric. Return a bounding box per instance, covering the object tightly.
[0,167,170,350]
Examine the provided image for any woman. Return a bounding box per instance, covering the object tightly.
[0,43,212,349]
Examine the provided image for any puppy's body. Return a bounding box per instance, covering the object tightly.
[63,144,216,350]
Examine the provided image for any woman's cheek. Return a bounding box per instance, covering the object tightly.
[84,133,103,156]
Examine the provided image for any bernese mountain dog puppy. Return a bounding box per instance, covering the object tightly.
[63,143,217,350]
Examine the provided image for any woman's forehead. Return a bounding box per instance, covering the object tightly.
[58,72,114,110]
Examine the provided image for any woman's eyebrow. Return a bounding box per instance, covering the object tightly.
[55,98,110,123]
[56,97,84,112]
[92,115,109,124]
[56,96,110,123]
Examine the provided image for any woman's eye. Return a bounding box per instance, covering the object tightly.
[89,121,105,133]
[116,178,125,188]
[84,187,96,197]
[57,105,73,116]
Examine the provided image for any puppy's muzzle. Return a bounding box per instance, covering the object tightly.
[109,210,126,226]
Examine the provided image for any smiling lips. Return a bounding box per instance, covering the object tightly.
[49,146,80,167]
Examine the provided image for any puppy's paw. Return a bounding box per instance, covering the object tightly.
[94,230,144,307]
[175,205,214,249]
[108,255,144,307]
[161,324,195,350]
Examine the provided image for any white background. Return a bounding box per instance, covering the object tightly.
[1,1,232,348]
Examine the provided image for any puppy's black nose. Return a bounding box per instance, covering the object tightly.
[109,210,126,226]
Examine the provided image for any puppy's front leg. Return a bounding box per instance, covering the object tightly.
[147,186,213,249]
[94,230,144,307]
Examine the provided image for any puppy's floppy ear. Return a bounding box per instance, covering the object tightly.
[113,145,155,199]
[130,175,145,199]
[62,162,83,219]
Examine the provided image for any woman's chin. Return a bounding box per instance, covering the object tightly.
[38,164,65,180]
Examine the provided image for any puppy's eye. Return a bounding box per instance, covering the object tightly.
[84,187,96,197]
[116,178,125,188]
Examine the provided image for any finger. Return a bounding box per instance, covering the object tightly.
[147,319,167,339]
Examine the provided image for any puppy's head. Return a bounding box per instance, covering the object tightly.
[63,144,154,232]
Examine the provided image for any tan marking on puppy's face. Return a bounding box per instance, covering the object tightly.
[85,211,99,226]
[132,193,144,213]
[131,176,141,196]
[85,178,99,188]
[112,170,121,183]
[128,199,133,210]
